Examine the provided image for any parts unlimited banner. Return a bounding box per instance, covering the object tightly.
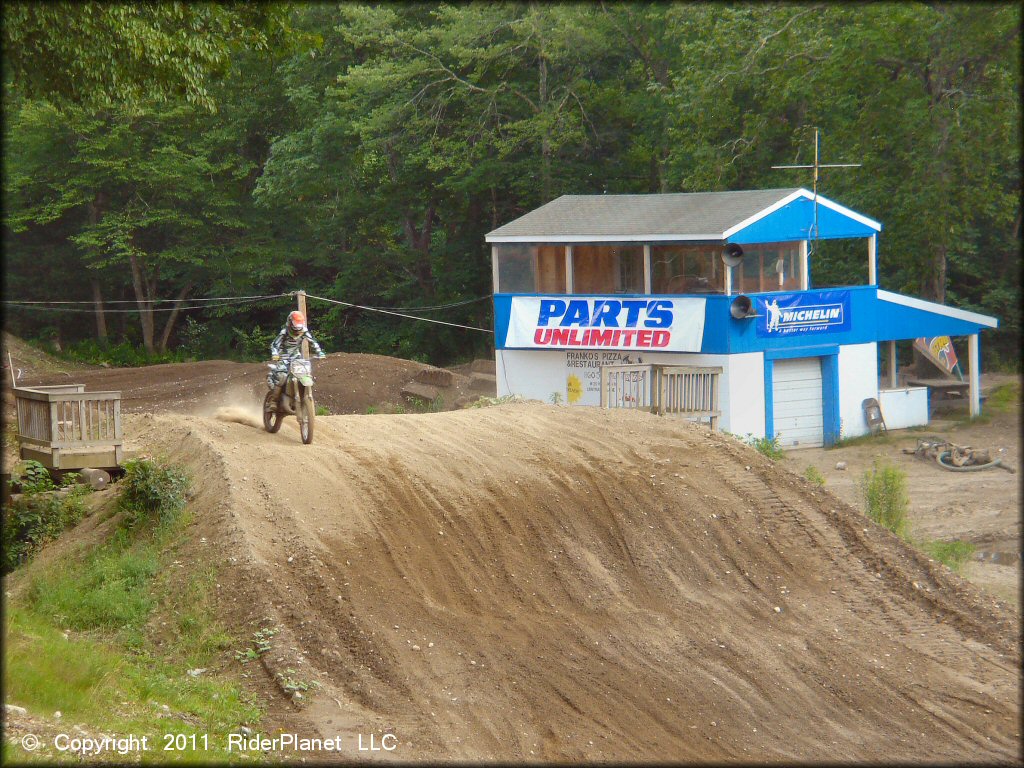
[755,290,851,337]
[504,296,706,351]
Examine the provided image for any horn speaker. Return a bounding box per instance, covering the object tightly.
[722,243,744,268]
[729,294,757,319]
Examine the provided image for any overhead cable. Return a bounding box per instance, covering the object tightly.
[305,293,493,333]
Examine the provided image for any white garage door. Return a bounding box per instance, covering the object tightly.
[772,357,823,449]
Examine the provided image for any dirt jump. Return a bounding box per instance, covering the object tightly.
[4,336,1019,762]
[123,400,1018,763]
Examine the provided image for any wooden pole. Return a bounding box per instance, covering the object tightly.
[888,340,898,389]
[296,290,309,358]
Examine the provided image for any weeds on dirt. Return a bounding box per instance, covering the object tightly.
[118,458,190,529]
[468,394,520,408]
[278,670,320,695]
[747,434,785,461]
[549,391,563,405]
[315,404,330,416]
[235,627,279,664]
[804,465,826,487]
[985,381,1020,414]
[924,540,976,573]
[860,459,909,539]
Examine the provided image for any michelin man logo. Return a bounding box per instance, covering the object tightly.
[765,299,782,333]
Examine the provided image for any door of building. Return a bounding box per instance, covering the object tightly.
[772,357,824,448]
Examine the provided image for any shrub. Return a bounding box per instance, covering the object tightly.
[11,459,56,494]
[117,458,190,529]
[231,325,275,362]
[804,465,826,487]
[748,434,785,461]
[860,459,909,539]
[2,487,89,573]
[57,339,183,367]
[925,540,976,573]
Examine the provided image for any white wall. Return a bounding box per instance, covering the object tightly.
[495,349,766,436]
[878,387,929,430]
[837,342,879,439]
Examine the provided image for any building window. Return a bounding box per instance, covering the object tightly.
[735,242,802,293]
[650,245,723,294]
[572,245,644,293]
[494,244,566,293]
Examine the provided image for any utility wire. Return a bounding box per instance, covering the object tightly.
[2,296,287,313]
[305,293,493,333]
[3,292,290,305]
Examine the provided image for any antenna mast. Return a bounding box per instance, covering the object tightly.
[771,128,861,254]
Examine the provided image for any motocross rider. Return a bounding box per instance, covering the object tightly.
[267,311,326,399]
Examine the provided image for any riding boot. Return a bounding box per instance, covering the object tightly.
[267,384,284,408]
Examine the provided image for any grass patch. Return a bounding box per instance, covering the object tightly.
[985,381,1020,414]
[3,457,263,762]
[924,539,976,573]
[804,465,826,487]
[860,459,909,539]
[748,434,785,461]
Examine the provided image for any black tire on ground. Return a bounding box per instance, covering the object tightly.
[299,391,315,444]
[263,390,283,433]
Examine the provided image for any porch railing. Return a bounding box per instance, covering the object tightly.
[14,385,123,467]
[601,364,722,430]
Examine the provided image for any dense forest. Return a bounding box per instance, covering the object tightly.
[3,2,1020,367]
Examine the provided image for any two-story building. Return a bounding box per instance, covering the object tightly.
[485,188,998,448]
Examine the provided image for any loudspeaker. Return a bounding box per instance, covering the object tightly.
[722,243,744,268]
[730,294,757,319]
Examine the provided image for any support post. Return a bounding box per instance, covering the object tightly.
[968,334,981,417]
[491,246,500,293]
[799,240,809,290]
[725,264,733,296]
[888,340,898,388]
[868,234,877,285]
[296,290,309,358]
[565,246,574,293]
[643,245,652,294]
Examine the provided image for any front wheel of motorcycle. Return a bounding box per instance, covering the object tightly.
[299,391,315,444]
[263,390,283,433]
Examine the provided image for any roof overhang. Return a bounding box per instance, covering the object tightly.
[485,188,881,244]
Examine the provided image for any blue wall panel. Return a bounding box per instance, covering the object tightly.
[730,197,878,244]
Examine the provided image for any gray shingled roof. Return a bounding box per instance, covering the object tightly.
[486,188,803,241]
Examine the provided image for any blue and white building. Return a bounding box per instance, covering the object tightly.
[486,188,998,448]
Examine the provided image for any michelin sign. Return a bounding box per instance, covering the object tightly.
[502,296,706,352]
[756,290,851,337]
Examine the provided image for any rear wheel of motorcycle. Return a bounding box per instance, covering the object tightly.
[299,391,315,444]
[263,390,283,433]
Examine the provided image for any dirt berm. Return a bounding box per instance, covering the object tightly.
[132,402,1019,763]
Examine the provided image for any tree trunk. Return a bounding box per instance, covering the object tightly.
[91,279,107,340]
[158,283,192,352]
[539,54,551,201]
[128,254,155,353]
[932,244,947,304]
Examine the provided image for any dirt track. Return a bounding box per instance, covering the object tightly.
[128,402,1019,763]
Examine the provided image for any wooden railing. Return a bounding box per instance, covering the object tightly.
[600,364,654,411]
[601,364,722,430]
[14,385,123,468]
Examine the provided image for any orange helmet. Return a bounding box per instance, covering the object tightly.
[287,311,306,336]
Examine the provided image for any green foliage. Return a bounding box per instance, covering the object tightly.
[117,458,190,529]
[924,539,976,574]
[468,395,519,408]
[54,338,184,367]
[985,382,1020,414]
[2,487,89,573]
[315,404,330,416]
[804,465,826,487]
[11,459,56,494]
[232,325,276,362]
[748,434,785,461]
[549,391,563,405]
[2,3,290,112]
[860,459,909,539]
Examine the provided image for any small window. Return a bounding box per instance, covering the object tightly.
[493,244,566,293]
[573,245,644,293]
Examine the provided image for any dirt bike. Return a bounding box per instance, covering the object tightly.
[264,356,318,444]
